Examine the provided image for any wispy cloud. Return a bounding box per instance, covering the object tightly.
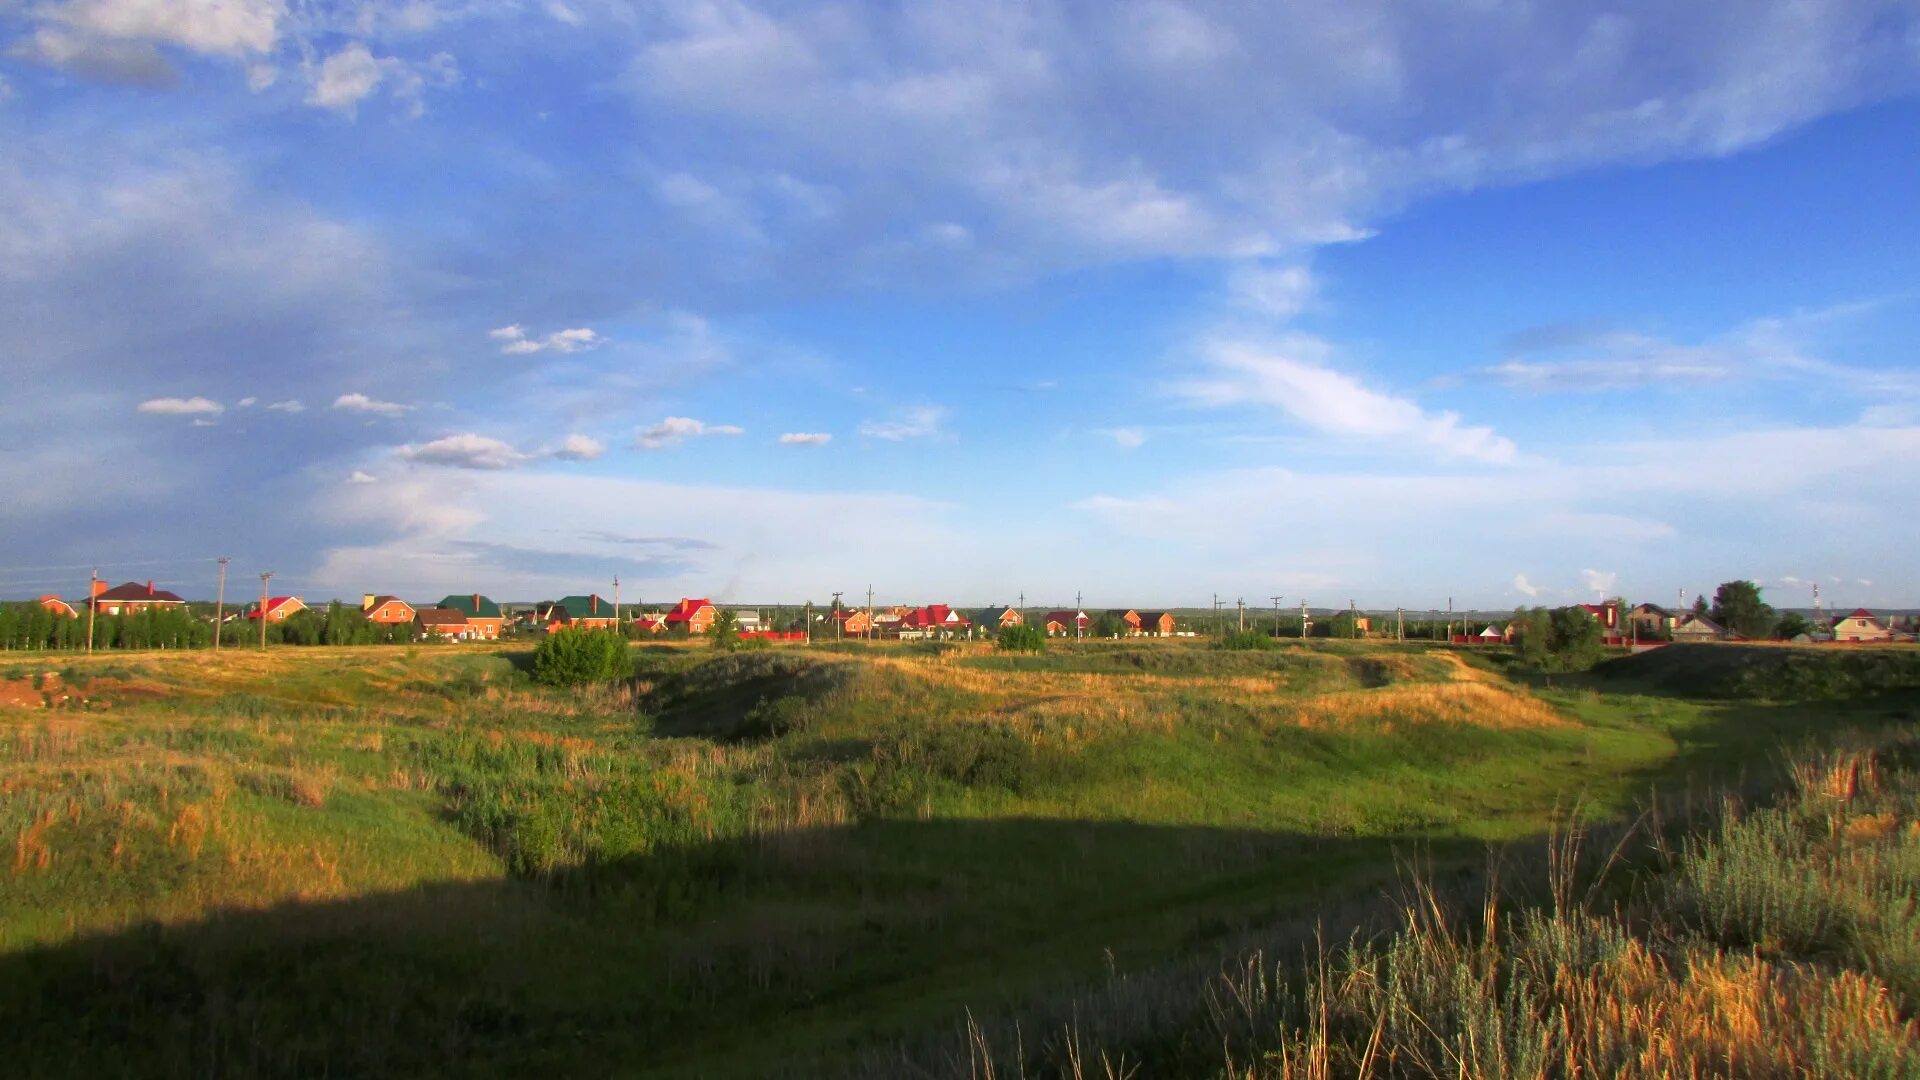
[1107,427,1147,449]
[551,434,605,461]
[490,324,605,355]
[137,396,224,416]
[266,399,305,413]
[778,432,832,446]
[332,393,412,418]
[636,416,744,449]
[1183,337,1516,464]
[347,469,378,484]
[1512,574,1544,598]
[859,406,947,441]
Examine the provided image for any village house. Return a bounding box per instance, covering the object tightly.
[1104,609,1144,636]
[436,594,505,640]
[892,604,969,639]
[361,595,416,625]
[833,608,873,636]
[90,581,187,616]
[36,595,78,618]
[1576,602,1622,631]
[1670,612,1726,641]
[733,610,764,633]
[976,606,1023,631]
[1626,603,1672,639]
[1136,611,1176,637]
[246,596,307,622]
[664,597,717,635]
[414,607,470,640]
[1044,609,1089,637]
[1831,608,1894,643]
[536,594,621,632]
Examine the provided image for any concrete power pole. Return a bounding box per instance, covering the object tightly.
[866,584,874,640]
[86,568,98,656]
[1397,606,1404,642]
[804,600,813,645]
[1075,590,1084,640]
[1270,595,1283,638]
[213,557,229,651]
[613,575,621,625]
[1237,597,1246,634]
[258,572,274,650]
[1300,598,1310,638]
[832,591,844,641]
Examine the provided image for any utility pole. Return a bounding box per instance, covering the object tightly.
[212,557,229,651]
[258,572,273,650]
[1270,595,1283,638]
[1236,597,1246,634]
[86,569,98,656]
[832,591,844,641]
[1349,599,1357,639]
[866,584,874,640]
[1397,606,1404,642]
[1300,599,1310,638]
[1075,590,1083,640]
[805,600,813,645]
[613,575,620,624]
[1212,593,1221,637]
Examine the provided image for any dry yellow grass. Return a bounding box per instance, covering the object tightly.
[1287,682,1571,732]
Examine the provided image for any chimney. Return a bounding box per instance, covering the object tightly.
[146,580,155,596]
[592,595,599,614]
[363,594,376,610]
[91,579,108,598]
[472,593,480,612]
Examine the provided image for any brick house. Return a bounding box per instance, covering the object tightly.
[664,597,717,635]
[436,594,505,639]
[1044,610,1089,637]
[1104,609,1144,636]
[1626,603,1672,638]
[414,607,470,640]
[833,608,873,636]
[361,595,417,624]
[247,596,307,622]
[90,581,187,616]
[1136,611,1176,637]
[36,595,78,618]
[537,594,621,632]
[976,606,1023,631]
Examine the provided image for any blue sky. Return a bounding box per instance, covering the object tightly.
[4,1,1919,610]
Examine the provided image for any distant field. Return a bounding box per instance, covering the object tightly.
[2,639,1914,1076]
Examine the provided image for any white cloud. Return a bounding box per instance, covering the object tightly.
[552,434,605,461]
[136,395,224,416]
[491,323,605,355]
[332,392,411,417]
[1183,337,1517,463]
[1229,263,1315,318]
[395,433,528,470]
[246,62,276,91]
[859,406,947,441]
[1107,427,1147,449]
[347,469,378,484]
[636,416,745,449]
[266,399,305,413]
[1581,569,1618,596]
[11,27,176,86]
[236,396,257,407]
[0,74,13,103]
[47,0,282,55]
[1512,574,1544,598]
[308,42,384,112]
[778,431,832,446]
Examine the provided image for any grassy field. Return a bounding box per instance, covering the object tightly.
[1,639,1915,1076]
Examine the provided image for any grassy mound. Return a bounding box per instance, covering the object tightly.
[641,651,865,740]
[1595,643,1920,700]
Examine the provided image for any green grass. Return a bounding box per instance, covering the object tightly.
[0,640,1912,1076]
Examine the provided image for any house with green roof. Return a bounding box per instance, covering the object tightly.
[534,594,621,631]
[436,594,505,639]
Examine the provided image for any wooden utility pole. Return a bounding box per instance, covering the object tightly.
[85,569,98,655]
[258,572,273,650]
[1270,595,1283,637]
[213,557,229,651]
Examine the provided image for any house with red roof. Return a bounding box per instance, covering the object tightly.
[361,595,416,625]
[90,581,186,616]
[1044,610,1089,637]
[247,596,308,622]
[664,597,717,635]
[892,604,969,638]
[414,607,470,640]
[1832,608,1893,643]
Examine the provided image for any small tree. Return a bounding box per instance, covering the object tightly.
[1775,611,1814,640]
[532,627,635,686]
[1511,606,1604,672]
[706,608,740,650]
[996,624,1046,653]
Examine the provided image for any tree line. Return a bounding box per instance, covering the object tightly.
[0,601,413,651]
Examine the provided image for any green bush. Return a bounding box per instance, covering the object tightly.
[530,627,635,686]
[995,624,1047,653]
[1217,630,1279,651]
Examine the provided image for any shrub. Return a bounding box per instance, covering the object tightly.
[530,627,635,686]
[1217,630,1279,651]
[706,608,741,651]
[996,624,1047,653]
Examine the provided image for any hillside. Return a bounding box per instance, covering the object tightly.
[1,639,1911,1076]
[1595,642,1920,700]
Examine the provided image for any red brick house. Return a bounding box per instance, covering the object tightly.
[664,597,716,635]
[37,595,78,618]
[1137,611,1175,637]
[536,594,621,632]
[894,604,969,638]
[361,595,417,624]
[833,608,873,636]
[91,581,187,616]
[247,596,307,622]
[1104,609,1144,635]
[414,607,470,640]
[436,594,505,639]
[1044,610,1089,637]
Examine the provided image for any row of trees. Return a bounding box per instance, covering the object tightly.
[0,601,415,651]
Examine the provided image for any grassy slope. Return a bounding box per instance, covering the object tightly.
[1,640,1911,1076]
